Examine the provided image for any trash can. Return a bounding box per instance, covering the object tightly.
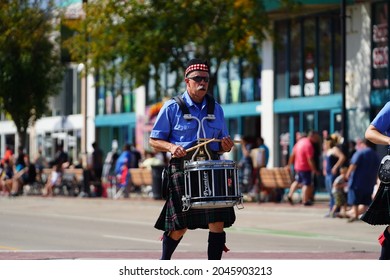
[151,165,165,200]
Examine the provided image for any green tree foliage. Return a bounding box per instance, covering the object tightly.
[0,0,64,146]
[63,0,296,101]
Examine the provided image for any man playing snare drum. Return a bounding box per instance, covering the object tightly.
[149,58,235,260]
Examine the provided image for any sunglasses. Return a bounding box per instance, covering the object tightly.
[187,76,210,83]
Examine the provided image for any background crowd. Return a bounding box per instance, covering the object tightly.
[0,132,382,224]
[0,140,168,199]
[237,131,380,223]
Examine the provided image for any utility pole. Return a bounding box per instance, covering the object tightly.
[341,0,348,148]
[81,0,88,168]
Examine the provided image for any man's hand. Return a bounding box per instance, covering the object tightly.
[220,136,234,153]
[169,144,187,158]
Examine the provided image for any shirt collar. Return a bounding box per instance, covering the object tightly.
[183,91,206,109]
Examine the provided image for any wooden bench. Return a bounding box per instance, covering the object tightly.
[259,167,292,202]
[129,168,152,188]
[260,167,292,189]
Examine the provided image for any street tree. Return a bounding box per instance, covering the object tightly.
[0,0,64,147]
[63,0,298,102]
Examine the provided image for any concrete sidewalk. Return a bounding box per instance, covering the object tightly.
[0,250,378,260]
[0,195,383,260]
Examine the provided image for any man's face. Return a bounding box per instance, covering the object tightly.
[185,71,209,102]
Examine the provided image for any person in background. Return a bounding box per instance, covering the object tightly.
[2,145,13,165]
[323,135,346,217]
[250,136,269,202]
[51,144,69,168]
[238,136,253,194]
[348,140,357,162]
[286,132,320,206]
[14,146,26,173]
[130,144,142,168]
[82,142,104,197]
[10,155,37,197]
[34,148,47,185]
[42,163,62,197]
[0,159,13,195]
[361,101,390,259]
[331,166,349,218]
[346,139,380,223]
[115,143,132,197]
[102,140,119,195]
[310,131,322,202]
[140,151,164,169]
[149,58,235,260]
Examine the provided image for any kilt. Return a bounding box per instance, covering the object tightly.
[154,160,236,231]
[361,183,390,225]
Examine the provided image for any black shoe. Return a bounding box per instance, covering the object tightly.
[287,196,294,205]
[303,201,313,206]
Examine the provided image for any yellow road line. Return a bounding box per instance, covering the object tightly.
[0,245,20,251]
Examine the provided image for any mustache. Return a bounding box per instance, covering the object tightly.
[197,85,206,91]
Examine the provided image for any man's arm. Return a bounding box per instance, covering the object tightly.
[149,138,187,158]
[365,125,390,146]
[346,164,356,180]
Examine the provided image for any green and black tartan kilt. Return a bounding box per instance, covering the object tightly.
[154,161,236,231]
[361,183,390,225]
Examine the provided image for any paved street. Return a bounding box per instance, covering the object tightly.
[0,195,383,260]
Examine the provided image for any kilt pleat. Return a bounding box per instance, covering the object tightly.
[361,183,390,225]
[154,162,236,231]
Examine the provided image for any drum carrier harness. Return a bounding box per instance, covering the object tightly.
[173,94,216,161]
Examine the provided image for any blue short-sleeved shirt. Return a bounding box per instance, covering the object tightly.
[371,101,390,136]
[150,91,228,152]
[348,147,380,193]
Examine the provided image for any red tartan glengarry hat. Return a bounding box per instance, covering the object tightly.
[185,58,209,77]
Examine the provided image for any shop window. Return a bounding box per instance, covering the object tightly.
[303,18,316,97]
[318,110,330,136]
[303,112,315,132]
[275,11,341,99]
[319,16,332,95]
[372,2,389,89]
[332,13,342,94]
[289,20,302,97]
[275,21,288,99]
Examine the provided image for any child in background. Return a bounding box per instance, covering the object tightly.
[331,166,349,218]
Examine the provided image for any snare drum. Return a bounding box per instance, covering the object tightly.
[182,160,243,211]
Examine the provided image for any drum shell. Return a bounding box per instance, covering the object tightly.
[183,160,242,210]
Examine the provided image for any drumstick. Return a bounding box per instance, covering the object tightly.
[185,138,216,153]
[198,138,242,144]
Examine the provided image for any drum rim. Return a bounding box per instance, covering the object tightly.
[184,159,237,168]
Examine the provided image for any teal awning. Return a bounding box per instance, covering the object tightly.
[57,0,81,8]
[265,0,356,12]
[95,113,136,127]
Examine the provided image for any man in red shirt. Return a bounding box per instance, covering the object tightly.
[286,132,320,206]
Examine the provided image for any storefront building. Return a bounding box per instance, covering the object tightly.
[0,1,389,171]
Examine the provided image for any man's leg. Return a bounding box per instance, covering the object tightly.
[161,229,186,260]
[347,205,359,222]
[302,184,313,205]
[379,226,390,260]
[287,181,299,205]
[10,178,22,196]
[208,222,226,260]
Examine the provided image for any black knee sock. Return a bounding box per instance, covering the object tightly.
[161,232,182,260]
[379,226,390,260]
[208,231,226,260]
